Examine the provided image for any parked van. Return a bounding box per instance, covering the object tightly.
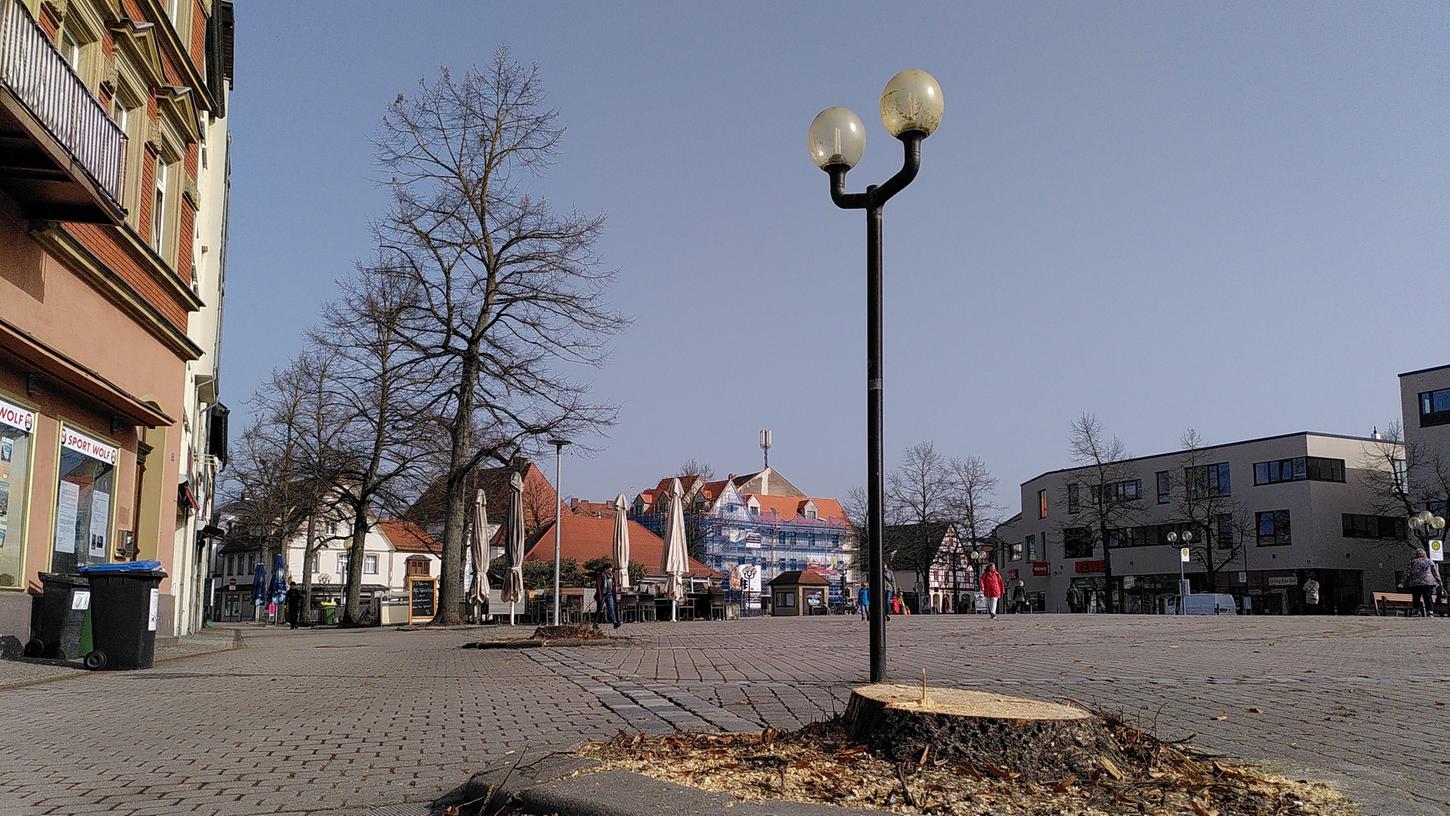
[1167,593,1238,615]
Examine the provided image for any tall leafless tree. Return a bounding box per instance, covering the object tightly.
[1359,422,1450,554]
[677,459,716,481]
[944,455,1001,603]
[886,441,952,599]
[1064,414,1141,613]
[372,51,624,623]
[1172,429,1252,590]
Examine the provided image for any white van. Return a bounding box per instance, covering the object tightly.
[1167,593,1238,615]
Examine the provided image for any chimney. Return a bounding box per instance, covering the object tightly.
[1372,426,1381,441]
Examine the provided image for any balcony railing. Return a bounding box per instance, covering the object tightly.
[0,0,125,210]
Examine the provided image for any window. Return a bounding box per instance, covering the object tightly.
[1108,526,1152,548]
[337,553,349,577]
[1064,527,1094,558]
[1009,540,1024,562]
[0,398,35,589]
[308,555,318,573]
[151,159,169,252]
[1253,457,1345,485]
[1095,479,1141,503]
[51,428,117,573]
[1185,463,1231,498]
[1420,388,1450,428]
[364,555,379,574]
[1067,484,1080,514]
[1026,534,1037,561]
[406,557,430,577]
[1156,471,1170,504]
[1038,489,1048,519]
[1256,510,1292,547]
[1341,513,1407,541]
[1393,459,1409,496]
[1215,514,1234,549]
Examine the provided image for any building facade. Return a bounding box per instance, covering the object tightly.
[0,0,233,644]
[1000,432,1403,614]
[1399,363,1450,585]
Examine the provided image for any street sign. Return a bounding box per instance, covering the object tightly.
[1431,539,1444,562]
[1179,547,1190,563]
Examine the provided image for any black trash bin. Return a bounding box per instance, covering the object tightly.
[80,561,167,670]
[26,573,91,660]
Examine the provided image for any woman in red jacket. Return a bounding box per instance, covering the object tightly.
[980,563,1005,619]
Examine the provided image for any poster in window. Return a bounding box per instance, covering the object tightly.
[89,492,109,559]
[54,481,80,554]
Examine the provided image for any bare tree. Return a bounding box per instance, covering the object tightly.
[945,455,1001,607]
[1359,422,1450,554]
[1172,429,1252,590]
[373,51,624,623]
[886,441,952,598]
[1064,414,1141,613]
[677,459,716,481]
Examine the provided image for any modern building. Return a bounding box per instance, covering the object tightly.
[1399,363,1450,585]
[630,467,855,609]
[1000,431,1403,614]
[0,0,233,643]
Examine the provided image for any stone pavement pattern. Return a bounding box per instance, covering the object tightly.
[0,616,1445,815]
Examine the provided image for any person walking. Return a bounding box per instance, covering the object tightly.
[284,582,305,630]
[1301,574,1321,615]
[594,564,621,629]
[1405,549,1441,618]
[1011,580,1027,614]
[857,582,870,620]
[980,564,1005,619]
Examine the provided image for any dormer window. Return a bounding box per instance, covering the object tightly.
[803,501,818,520]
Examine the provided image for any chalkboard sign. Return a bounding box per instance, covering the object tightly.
[409,577,437,623]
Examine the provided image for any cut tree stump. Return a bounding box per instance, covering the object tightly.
[842,684,1122,782]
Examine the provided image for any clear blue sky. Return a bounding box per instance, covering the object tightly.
[225,1,1449,515]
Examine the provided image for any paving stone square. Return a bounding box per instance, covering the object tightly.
[0,615,1445,815]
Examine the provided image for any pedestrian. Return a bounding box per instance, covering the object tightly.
[594,563,621,629]
[980,564,1005,619]
[1405,549,1441,618]
[1301,574,1321,615]
[1012,580,1027,614]
[284,581,305,629]
[857,582,870,620]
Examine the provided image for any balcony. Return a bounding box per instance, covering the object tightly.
[0,0,125,224]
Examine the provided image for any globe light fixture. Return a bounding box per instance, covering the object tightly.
[807,71,943,682]
[879,69,944,138]
[808,106,866,170]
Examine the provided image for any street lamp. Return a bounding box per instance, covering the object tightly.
[549,439,571,626]
[810,70,943,684]
[1167,529,1194,615]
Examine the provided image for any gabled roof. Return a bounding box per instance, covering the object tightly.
[376,520,439,556]
[409,461,558,537]
[743,494,847,524]
[883,522,958,570]
[768,570,830,587]
[521,514,718,578]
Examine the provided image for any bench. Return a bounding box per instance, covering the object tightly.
[1373,592,1416,616]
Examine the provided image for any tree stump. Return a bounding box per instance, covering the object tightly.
[842,684,1119,782]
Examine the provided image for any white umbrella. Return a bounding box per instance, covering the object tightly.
[661,478,689,621]
[612,493,631,591]
[468,488,490,622]
[501,470,527,625]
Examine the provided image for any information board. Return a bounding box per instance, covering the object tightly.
[409,577,437,623]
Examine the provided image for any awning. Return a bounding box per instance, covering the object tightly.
[178,483,199,513]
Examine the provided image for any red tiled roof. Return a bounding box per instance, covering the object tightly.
[745,494,846,523]
[569,499,615,518]
[522,514,718,578]
[699,479,729,502]
[377,520,439,555]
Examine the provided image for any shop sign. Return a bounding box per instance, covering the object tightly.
[0,397,35,433]
[1267,575,1297,587]
[1237,571,1248,584]
[61,427,118,465]
[1032,561,1049,577]
[1074,560,1105,574]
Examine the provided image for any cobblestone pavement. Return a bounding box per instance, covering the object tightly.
[0,615,1445,815]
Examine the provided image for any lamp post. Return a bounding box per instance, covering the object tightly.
[810,70,943,683]
[1167,529,1194,614]
[549,439,571,625]
[1410,511,1446,597]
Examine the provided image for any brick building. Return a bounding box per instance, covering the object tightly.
[0,0,233,642]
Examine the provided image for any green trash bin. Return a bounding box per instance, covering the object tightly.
[320,602,337,625]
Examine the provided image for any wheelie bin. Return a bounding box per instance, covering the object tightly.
[78,561,167,670]
[25,573,91,660]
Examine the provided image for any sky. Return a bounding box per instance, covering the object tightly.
[225,1,1449,517]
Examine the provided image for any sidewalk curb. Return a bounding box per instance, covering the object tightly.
[430,754,894,816]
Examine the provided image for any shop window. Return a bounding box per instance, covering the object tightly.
[52,428,117,573]
[0,398,37,588]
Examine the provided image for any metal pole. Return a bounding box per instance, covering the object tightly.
[552,443,564,626]
[867,194,886,683]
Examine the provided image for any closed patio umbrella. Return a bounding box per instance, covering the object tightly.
[268,552,287,625]
[468,488,490,622]
[252,562,267,622]
[661,478,689,621]
[612,493,631,591]
[501,470,527,625]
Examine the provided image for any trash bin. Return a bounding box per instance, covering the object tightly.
[26,573,91,660]
[79,561,167,670]
[320,602,337,625]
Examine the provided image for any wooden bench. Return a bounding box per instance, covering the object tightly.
[1373,591,1416,616]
